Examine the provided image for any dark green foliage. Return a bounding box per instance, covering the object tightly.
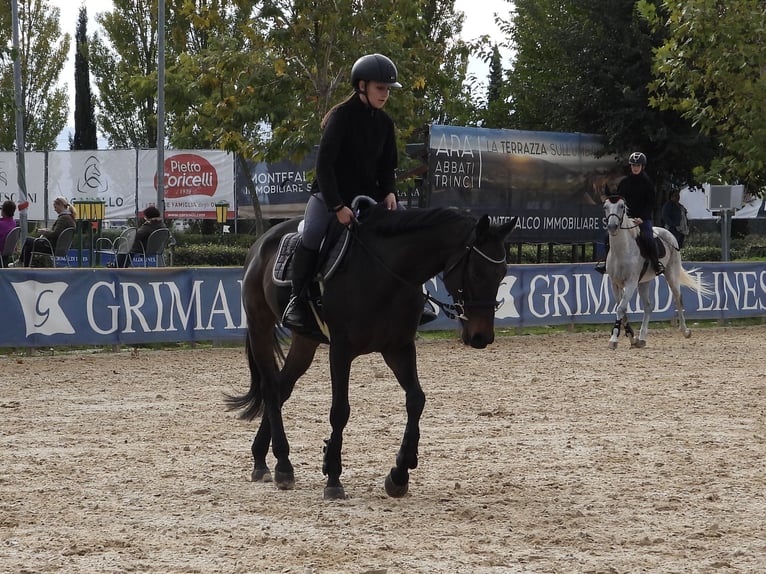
[507,0,715,195]
[73,7,97,150]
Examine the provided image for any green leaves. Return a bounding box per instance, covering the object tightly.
[640,0,766,191]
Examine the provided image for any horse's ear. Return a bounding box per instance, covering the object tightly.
[477,214,517,242]
[496,216,518,241]
[476,214,491,239]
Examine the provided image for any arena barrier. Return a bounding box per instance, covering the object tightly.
[1,262,764,348]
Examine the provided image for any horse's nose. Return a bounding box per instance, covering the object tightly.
[464,331,494,349]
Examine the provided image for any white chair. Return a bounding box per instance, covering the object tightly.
[30,226,75,268]
[0,226,20,268]
[95,227,137,267]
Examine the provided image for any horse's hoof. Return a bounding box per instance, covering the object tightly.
[384,471,409,498]
[274,470,295,490]
[684,329,692,338]
[323,485,347,500]
[608,341,617,350]
[251,467,272,483]
[632,339,646,348]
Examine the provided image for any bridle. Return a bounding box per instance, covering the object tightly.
[605,197,640,230]
[431,230,506,321]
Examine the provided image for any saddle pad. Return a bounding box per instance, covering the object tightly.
[272,227,353,287]
[273,233,301,286]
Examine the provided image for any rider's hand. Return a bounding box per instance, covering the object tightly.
[383,193,397,210]
[335,206,355,226]
[634,217,643,224]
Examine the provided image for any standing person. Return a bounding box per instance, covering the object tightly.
[282,53,403,332]
[0,200,18,267]
[661,189,689,248]
[20,196,77,267]
[121,205,167,267]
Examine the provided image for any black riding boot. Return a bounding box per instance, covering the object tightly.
[282,242,319,330]
[648,242,664,275]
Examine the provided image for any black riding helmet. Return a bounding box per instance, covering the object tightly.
[628,151,647,166]
[350,53,402,90]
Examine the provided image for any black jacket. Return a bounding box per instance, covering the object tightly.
[132,219,167,253]
[617,172,656,221]
[312,94,398,210]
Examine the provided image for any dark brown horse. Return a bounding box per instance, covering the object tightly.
[226,204,516,499]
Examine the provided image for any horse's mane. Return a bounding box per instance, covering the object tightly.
[360,204,474,237]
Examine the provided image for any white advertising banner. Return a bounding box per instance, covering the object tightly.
[47,150,137,220]
[0,152,46,220]
[137,149,235,219]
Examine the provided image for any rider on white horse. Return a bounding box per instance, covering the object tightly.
[596,151,664,276]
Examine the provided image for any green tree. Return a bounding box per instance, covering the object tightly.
[507,0,714,193]
[638,0,766,191]
[0,0,69,150]
[73,6,98,150]
[479,44,510,128]
[89,0,158,149]
[164,0,266,232]
[164,0,473,232]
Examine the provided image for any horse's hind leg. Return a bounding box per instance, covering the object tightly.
[251,420,272,482]
[667,276,691,338]
[251,335,319,485]
[632,283,653,348]
[381,342,425,498]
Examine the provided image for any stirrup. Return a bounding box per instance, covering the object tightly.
[595,261,606,275]
[281,296,311,329]
[654,262,665,275]
[419,308,438,325]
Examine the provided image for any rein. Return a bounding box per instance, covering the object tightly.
[348,223,503,321]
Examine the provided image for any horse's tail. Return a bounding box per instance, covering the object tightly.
[224,330,285,421]
[224,335,265,421]
[679,266,713,297]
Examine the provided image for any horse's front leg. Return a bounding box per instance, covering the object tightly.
[382,342,425,498]
[322,345,353,500]
[609,285,628,349]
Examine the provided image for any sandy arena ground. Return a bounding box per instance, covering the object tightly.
[1,324,765,573]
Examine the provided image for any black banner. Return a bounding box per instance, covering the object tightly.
[427,125,621,243]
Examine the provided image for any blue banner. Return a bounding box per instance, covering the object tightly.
[1,262,764,347]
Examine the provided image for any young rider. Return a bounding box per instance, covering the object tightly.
[282,53,402,333]
[595,152,664,275]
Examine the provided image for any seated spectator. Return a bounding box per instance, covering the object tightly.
[20,196,77,267]
[0,200,18,267]
[118,205,167,267]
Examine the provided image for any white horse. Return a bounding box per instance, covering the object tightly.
[603,196,710,349]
